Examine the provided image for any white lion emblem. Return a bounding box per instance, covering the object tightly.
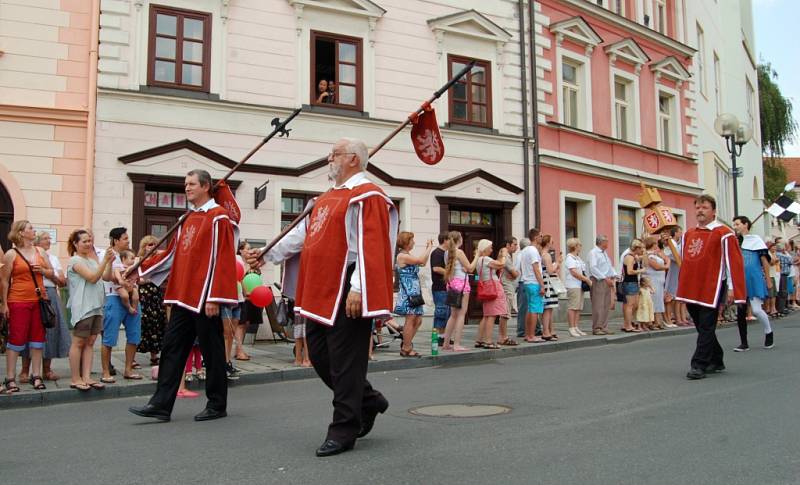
[687,237,703,258]
[181,225,197,252]
[308,205,330,238]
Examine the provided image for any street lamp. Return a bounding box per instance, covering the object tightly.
[714,113,752,216]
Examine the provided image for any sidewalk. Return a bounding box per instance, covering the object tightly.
[0,316,697,410]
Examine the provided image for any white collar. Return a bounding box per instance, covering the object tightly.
[741,234,767,251]
[190,198,218,212]
[334,171,368,190]
[698,219,723,230]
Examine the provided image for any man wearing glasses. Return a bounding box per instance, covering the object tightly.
[251,138,398,457]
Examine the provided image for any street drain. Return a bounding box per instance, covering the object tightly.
[409,404,512,418]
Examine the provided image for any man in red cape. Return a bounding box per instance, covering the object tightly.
[676,194,745,380]
[129,169,238,422]
[254,137,398,457]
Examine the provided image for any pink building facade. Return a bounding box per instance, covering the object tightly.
[534,0,698,261]
[0,0,100,257]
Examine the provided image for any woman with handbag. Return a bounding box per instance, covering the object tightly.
[0,220,55,393]
[441,231,479,352]
[394,232,433,357]
[66,229,115,391]
[539,235,562,340]
[564,238,592,337]
[19,231,70,383]
[474,239,508,349]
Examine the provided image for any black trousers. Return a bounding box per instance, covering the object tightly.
[306,267,386,443]
[687,300,724,371]
[149,305,227,413]
[736,303,748,347]
[777,274,788,313]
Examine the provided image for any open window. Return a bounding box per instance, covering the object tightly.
[310,31,363,110]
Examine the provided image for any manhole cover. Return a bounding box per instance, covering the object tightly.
[409,404,512,418]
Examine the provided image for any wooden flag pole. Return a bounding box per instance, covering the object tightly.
[253,61,477,262]
[126,108,302,276]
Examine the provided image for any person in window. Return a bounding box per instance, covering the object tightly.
[315,79,335,104]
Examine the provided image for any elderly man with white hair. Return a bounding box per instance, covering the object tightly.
[252,137,398,457]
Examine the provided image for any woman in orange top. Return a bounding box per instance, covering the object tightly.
[0,220,54,393]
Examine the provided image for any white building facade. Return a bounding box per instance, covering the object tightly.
[685,0,765,233]
[93,0,537,290]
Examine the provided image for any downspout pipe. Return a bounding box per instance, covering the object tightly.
[518,0,531,231]
[528,0,542,228]
[83,0,100,227]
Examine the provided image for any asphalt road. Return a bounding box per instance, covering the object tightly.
[3,318,799,485]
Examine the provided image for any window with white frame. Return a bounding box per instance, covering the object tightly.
[696,23,706,96]
[657,92,674,152]
[746,79,756,132]
[614,76,634,142]
[713,52,722,116]
[653,0,667,34]
[716,164,732,221]
[562,60,580,128]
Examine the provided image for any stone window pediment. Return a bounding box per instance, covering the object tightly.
[287,0,386,19]
[428,9,512,44]
[650,56,691,87]
[604,37,650,74]
[550,16,603,55]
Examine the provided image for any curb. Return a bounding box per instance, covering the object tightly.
[0,327,696,410]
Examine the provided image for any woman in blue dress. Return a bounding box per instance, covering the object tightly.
[394,232,433,357]
[732,216,773,351]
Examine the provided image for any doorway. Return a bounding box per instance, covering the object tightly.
[437,197,517,322]
[0,182,13,252]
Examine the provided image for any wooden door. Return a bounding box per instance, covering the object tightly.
[0,182,13,252]
[145,214,180,243]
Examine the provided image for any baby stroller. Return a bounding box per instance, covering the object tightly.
[373,317,403,350]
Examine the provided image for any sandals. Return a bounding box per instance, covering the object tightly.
[44,371,60,381]
[131,361,142,370]
[70,383,91,392]
[100,377,116,384]
[123,373,143,380]
[400,347,421,358]
[499,338,518,346]
[235,354,251,361]
[482,342,500,349]
[86,381,106,390]
[2,378,20,394]
[30,375,46,390]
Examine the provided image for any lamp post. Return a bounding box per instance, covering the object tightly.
[714,113,753,216]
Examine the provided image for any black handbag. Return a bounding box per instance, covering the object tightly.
[399,271,425,307]
[14,248,57,329]
[446,274,468,308]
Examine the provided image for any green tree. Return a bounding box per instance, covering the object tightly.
[758,62,797,201]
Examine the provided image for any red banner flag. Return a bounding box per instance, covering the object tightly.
[410,102,444,165]
[214,180,241,224]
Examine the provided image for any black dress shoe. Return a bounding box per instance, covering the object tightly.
[704,363,726,373]
[129,404,171,421]
[686,368,706,380]
[358,397,389,438]
[194,408,227,421]
[315,439,354,457]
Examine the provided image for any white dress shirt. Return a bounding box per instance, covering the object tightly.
[588,245,616,280]
[263,172,371,293]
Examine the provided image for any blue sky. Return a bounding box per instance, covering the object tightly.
[753,0,800,156]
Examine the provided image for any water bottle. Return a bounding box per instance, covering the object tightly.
[431,329,439,356]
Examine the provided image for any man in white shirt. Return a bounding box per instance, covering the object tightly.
[519,229,545,342]
[588,235,617,335]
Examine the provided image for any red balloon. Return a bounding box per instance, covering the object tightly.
[236,260,245,281]
[249,286,274,308]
